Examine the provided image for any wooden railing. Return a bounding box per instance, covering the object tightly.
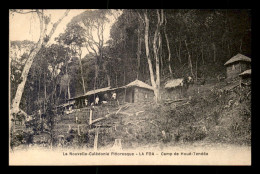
[73,107,109,125]
[93,109,108,120]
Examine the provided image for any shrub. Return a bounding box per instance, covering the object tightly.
[23,131,34,145]
[10,130,24,148]
[182,126,207,142]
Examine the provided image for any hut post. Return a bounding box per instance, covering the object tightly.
[89,109,93,125]
[78,125,80,135]
[113,139,122,150]
[239,75,242,88]
[93,128,99,151]
[124,88,126,103]
[239,62,242,73]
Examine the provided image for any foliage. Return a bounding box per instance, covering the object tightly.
[56,23,86,48]
[10,130,25,148]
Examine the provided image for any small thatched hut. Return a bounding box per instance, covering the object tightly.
[224,53,251,79]
[121,79,154,103]
[164,78,186,100]
[239,69,251,85]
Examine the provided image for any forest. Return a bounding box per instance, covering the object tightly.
[10,9,251,115]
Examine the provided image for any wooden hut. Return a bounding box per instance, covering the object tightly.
[239,69,251,85]
[120,80,154,103]
[164,78,186,100]
[67,80,154,108]
[224,53,251,79]
[69,87,114,108]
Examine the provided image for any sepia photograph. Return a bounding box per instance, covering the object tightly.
[9,9,251,165]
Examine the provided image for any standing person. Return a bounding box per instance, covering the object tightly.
[95,95,99,105]
[112,92,116,100]
[111,92,119,107]
[84,98,88,107]
[38,109,42,121]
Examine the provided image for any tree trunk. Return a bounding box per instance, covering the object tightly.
[11,30,45,115]
[67,79,71,99]
[106,74,111,87]
[160,43,164,76]
[123,68,126,102]
[240,39,243,52]
[94,128,99,151]
[38,73,41,110]
[11,9,69,116]
[153,10,163,102]
[228,41,231,58]
[184,39,194,77]
[164,17,173,76]
[78,51,86,94]
[115,71,118,87]
[195,55,198,82]
[178,39,182,63]
[93,61,98,100]
[44,70,47,113]
[201,44,205,65]
[136,25,141,79]
[152,10,163,102]
[155,35,161,103]
[143,11,157,101]
[212,42,216,63]
[66,72,71,100]
[102,61,111,87]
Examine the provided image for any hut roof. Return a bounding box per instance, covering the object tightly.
[57,100,75,108]
[165,78,184,89]
[84,86,112,96]
[69,87,113,100]
[69,80,154,100]
[239,69,251,76]
[224,53,251,66]
[124,79,154,90]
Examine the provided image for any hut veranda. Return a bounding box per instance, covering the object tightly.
[59,79,155,112]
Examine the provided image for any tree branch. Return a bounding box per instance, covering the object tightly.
[44,10,70,45]
[86,40,98,56]
[10,9,40,14]
[136,11,145,25]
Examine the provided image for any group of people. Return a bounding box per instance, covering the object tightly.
[83,92,119,107]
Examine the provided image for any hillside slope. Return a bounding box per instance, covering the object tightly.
[51,79,250,150]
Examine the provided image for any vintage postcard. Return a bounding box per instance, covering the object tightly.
[9,9,251,165]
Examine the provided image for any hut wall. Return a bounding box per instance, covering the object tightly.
[133,87,154,103]
[165,87,183,100]
[240,62,251,72]
[117,89,127,104]
[226,62,251,79]
[226,63,242,79]
[125,88,134,103]
[117,87,154,103]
